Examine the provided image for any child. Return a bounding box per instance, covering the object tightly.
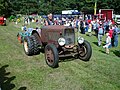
[103,33,111,54]
[88,22,92,36]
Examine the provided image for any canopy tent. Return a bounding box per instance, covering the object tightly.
[62,10,81,15]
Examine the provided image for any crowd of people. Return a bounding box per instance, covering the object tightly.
[44,13,120,54]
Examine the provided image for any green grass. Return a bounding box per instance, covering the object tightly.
[0,22,120,90]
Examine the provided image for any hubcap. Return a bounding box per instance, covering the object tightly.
[45,49,54,65]
[79,45,87,57]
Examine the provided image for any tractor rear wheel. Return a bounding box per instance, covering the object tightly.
[31,35,40,55]
[23,36,34,56]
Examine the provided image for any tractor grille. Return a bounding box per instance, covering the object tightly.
[64,29,75,45]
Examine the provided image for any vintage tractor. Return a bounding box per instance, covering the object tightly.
[0,16,6,26]
[17,28,37,43]
[23,25,92,68]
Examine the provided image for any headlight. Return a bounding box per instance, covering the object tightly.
[78,37,84,44]
[58,38,66,46]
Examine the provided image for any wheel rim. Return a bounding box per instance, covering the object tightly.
[79,45,87,57]
[24,41,28,53]
[45,48,54,65]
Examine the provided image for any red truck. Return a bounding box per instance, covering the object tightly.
[0,16,6,26]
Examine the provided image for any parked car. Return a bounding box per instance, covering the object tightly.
[0,16,6,26]
[23,25,92,68]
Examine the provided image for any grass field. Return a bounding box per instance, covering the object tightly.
[0,22,120,90]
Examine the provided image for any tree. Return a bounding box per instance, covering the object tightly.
[0,0,120,17]
[0,0,12,17]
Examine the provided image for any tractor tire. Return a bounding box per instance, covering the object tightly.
[23,36,34,56]
[45,44,59,68]
[78,40,92,61]
[31,35,40,55]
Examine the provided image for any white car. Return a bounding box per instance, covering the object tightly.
[115,15,120,24]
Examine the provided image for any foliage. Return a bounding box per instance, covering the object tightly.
[0,0,120,17]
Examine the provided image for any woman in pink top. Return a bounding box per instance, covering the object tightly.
[108,25,113,38]
[108,25,114,46]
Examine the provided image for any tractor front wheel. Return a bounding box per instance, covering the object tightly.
[45,44,59,68]
[78,40,92,61]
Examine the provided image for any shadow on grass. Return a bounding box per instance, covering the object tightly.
[99,50,106,54]
[86,34,90,36]
[0,65,27,90]
[112,50,120,57]
[93,42,98,46]
[59,54,90,63]
[59,56,77,62]
[0,65,15,90]
[18,87,27,90]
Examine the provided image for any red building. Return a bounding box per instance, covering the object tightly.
[99,9,114,21]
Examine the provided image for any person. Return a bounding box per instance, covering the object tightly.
[108,25,113,38]
[24,17,28,25]
[92,21,97,36]
[106,20,109,32]
[36,27,41,37]
[21,25,27,31]
[103,20,107,35]
[85,20,89,32]
[108,25,114,46]
[24,28,33,36]
[80,20,85,34]
[88,22,92,36]
[44,13,54,26]
[98,24,104,46]
[75,16,79,31]
[103,33,111,54]
[113,24,120,47]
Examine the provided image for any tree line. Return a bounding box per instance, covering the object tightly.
[0,0,120,17]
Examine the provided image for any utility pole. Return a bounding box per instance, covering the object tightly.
[94,0,97,15]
